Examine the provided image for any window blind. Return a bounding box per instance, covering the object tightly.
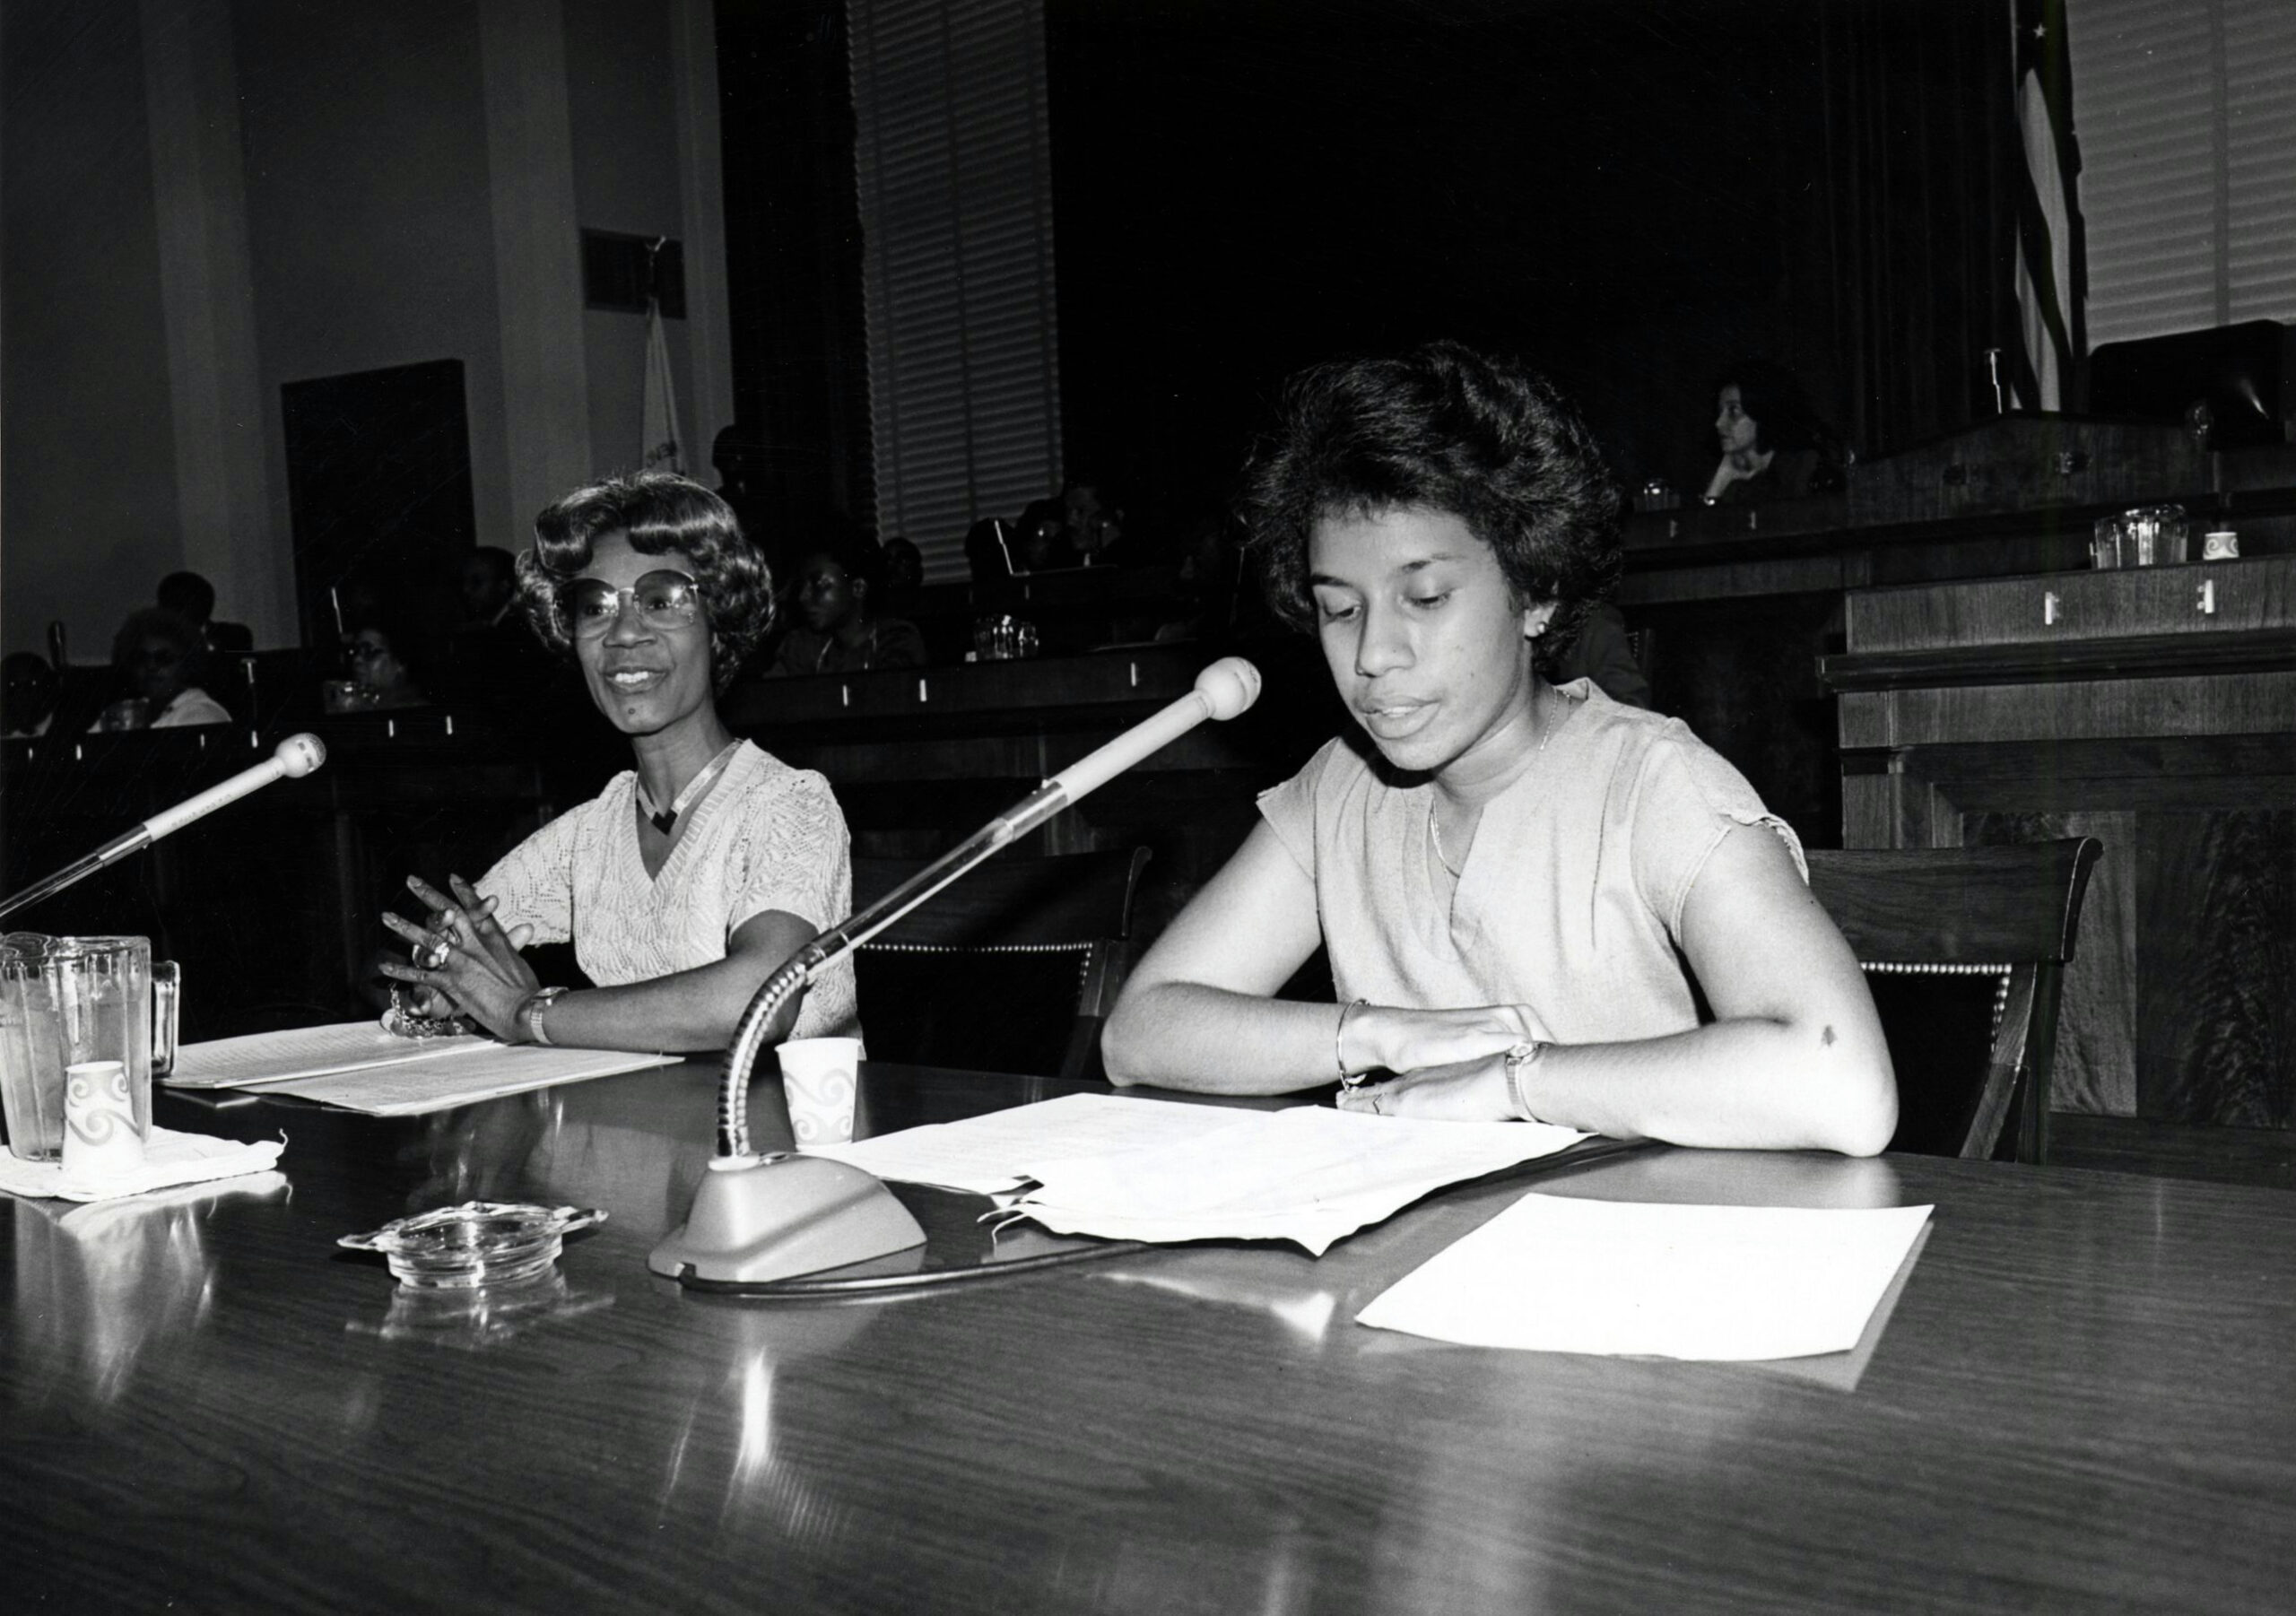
[2071,0,2296,348]
[848,0,1062,583]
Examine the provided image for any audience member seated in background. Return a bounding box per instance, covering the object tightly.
[380,471,857,1055]
[2,653,59,738]
[157,570,253,653]
[770,533,927,676]
[965,517,1018,584]
[1551,600,1650,708]
[1702,359,1847,505]
[438,544,563,722]
[343,616,431,710]
[460,547,519,629]
[1152,514,1243,645]
[1103,340,1895,1155]
[710,423,784,577]
[1014,497,1077,573]
[882,535,926,590]
[1062,478,1125,564]
[97,606,231,730]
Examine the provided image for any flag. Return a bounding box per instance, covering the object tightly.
[642,293,685,474]
[2010,0,2084,412]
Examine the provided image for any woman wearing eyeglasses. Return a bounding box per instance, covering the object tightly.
[379,472,857,1054]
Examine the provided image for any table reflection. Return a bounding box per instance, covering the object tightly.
[344,1270,614,1351]
[10,1173,286,1404]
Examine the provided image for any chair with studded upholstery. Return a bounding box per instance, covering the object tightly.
[848,847,1152,1082]
[1803,838,2101,1163]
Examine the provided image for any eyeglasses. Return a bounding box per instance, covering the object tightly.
[561,570,702,639]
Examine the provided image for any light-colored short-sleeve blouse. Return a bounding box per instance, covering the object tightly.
[1256,680,1803,1046]
[478,742,859,1042]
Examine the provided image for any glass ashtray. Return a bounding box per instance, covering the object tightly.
[339,1201,607,1290]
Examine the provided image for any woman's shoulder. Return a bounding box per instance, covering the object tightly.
[1552,684,1764,799]
[1553,681,1695,754]
[1273,734,1393,807]
[725,742,844,816]
[554,770,636,833]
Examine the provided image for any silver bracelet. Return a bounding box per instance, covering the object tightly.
[1335,998,1369,1086]
[519,986,570,1047]
[1503,1039,1546,1122]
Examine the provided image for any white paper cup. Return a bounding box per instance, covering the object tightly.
[62,1060,145,1179]
[778,1038,863,1149]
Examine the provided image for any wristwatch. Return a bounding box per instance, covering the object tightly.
[1502,1039,1546,1123]
[519,986,570,1047]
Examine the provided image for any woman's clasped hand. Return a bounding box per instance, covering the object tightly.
[378,874,543,1041]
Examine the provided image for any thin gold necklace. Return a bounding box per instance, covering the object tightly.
[1429,684,1565,879]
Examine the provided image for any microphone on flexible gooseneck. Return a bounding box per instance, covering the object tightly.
[0,734,328,925]
[649,657,1265,1290]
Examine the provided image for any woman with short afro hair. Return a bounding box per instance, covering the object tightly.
[1103,342,1896,1156]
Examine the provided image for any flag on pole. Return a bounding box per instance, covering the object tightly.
[642,291,685,474]
[2010,0,2084,413]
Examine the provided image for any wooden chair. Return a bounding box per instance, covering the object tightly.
[848,847,1152,1080]
[1804,838,2101,1164]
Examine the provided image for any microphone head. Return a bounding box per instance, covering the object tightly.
[1194,656,1262,721]
[274,733,327,778]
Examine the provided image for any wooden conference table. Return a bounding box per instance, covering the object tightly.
[4,1059,2294,1614]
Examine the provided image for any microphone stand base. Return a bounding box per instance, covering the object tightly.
[647,1153,926,1290]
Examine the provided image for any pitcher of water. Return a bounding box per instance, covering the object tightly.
[0,935,179,1161]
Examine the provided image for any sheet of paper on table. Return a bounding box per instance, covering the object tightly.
[166,1023,675,1115]
[1355,1193,1935,1360]
[813,1093,1592,1254]
[807,1092,1247,1195]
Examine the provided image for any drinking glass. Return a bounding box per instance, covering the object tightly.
[0,936,178,1161]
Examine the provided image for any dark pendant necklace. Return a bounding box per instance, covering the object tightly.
[637,741,740,836]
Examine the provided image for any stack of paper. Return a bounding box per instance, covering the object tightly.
[809,1092,1249,1195]
[1355,1193,1934,1360]
[813,1093,1590,1254]
[167,1022,676,1116]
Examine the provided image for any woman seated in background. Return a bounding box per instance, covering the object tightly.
[770,532,926,676]
[1102,341,1896,1155]
[381,472,858,1054]
[1702,358,1846,505]
[343,609,432,710]
[98,606,231,729]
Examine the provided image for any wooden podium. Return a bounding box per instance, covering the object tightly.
[1820,555,2296,1127]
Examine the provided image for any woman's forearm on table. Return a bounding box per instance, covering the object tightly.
[522,956,802,1054]
[1521,1013,1897,1156]
[1102,982,1347,1095]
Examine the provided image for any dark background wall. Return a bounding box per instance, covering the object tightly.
[1043,0,1851,532]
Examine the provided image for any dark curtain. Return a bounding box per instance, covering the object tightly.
[1814,0,2027,460]
[714,0,874,533]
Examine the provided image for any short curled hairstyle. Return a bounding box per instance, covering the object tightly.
[112,605,207,680]
[1239,340,1622,672]
[516,472,775,690]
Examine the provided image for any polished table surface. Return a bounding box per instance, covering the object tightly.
[5,1060,2295,1614]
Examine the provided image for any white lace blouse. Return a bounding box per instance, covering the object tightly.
[477,742,859,1043]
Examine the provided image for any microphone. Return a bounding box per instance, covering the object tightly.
[648,658,1264,1290]
[0,734,328,925]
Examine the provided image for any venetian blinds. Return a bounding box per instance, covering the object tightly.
[2070,0,2296,348]
[848,0,1063,583]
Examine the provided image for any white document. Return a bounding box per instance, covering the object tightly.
[807,1092,1248,1195]
[1355,1193,1935,1360]
[255,1046,677,1116]
[168,1022,491,1089]
[971,1100,1591,1254]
